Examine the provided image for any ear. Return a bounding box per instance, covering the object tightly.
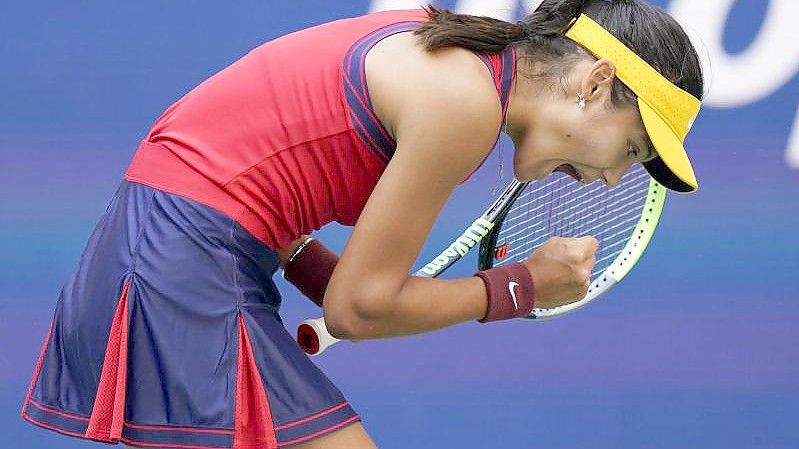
[580,58,617,103]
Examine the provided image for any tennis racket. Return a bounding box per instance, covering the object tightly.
[297,163,666,355]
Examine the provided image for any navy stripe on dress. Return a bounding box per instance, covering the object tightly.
[475,46,516,116]
[497,46,516,116]
[343,22,421,162]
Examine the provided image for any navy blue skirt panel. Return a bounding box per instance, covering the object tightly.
[21,180,359,448]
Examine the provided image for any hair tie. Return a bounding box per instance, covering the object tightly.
[516,20,533,40]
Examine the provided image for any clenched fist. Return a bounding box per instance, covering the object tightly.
[523,236,598,309]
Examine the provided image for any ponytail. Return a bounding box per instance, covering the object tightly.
[414,6,525,53]
[414,1,588,53]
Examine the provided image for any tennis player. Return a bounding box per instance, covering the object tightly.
[22,0,705,447]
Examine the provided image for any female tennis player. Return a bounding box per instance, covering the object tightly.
[22,0,705,448]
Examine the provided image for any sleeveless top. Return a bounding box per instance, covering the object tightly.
[125,9,516,251]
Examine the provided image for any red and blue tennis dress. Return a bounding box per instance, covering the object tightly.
[22,9,515,449]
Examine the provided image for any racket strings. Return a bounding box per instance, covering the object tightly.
[500,209,646,271]
[492,165,650,280]
[499,180,607,238]
[499,173,648,245]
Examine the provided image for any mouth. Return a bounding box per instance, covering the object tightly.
[553,164,583,183]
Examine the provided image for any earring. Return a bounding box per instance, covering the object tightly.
[577,93,586,110]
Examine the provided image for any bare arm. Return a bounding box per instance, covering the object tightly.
[323,47,504,340]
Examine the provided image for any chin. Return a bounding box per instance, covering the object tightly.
[512,165,539,183]
[514,172,537,183]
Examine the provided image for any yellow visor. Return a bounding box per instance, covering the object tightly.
[565,14,702,192]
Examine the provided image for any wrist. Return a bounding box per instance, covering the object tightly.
[287,237,315,263]
[283,238,338,307]
[474,262,535,323]
[278,236,311,268]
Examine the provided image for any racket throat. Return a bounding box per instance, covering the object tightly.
[417,218,494,276]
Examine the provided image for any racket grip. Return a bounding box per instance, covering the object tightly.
[297,317,340,355]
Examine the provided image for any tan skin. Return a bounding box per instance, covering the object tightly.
[274,32,656,449]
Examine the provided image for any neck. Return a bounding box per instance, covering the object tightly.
[503,73,550,145]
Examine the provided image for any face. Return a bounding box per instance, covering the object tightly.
[506,59,656,186]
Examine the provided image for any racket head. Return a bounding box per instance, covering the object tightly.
[478,164,666,319]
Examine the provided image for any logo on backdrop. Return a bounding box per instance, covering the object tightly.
[370,0,799,169]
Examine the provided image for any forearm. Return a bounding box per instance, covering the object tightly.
[324,275,489,340]
[285,237,530,340]
[284,237,488,337]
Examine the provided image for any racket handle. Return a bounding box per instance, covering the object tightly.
[297,317,340,355]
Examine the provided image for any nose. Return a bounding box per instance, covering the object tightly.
[602,163,633,188]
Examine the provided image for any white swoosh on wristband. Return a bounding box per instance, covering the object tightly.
[508,281,520,311]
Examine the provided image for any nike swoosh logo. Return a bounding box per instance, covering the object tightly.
[508,281,520,311]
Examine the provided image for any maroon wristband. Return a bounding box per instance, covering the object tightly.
[474,262,535,323]
[283,239,338,307]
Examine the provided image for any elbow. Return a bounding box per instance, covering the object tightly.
[323,310,361,341]
[323,291,394,340]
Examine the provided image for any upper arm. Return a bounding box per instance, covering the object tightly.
[324,49,503,328]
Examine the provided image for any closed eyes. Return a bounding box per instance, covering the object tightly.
[628,141,656,163]
[627,143,640,160]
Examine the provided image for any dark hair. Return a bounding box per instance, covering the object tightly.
[414,0,704,107]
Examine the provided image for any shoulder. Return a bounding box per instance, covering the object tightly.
[366,32,503,144]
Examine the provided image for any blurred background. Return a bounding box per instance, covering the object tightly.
[2,1,797,448]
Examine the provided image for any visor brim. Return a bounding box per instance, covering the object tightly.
[638,99,699,193]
